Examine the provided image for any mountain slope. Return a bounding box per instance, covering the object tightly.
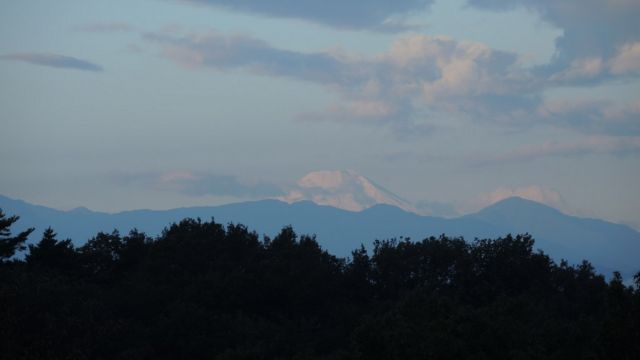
[465,196,640,275]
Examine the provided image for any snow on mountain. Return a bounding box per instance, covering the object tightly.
[280,170,417,213]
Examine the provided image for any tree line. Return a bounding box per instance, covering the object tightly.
[1,209,639,359]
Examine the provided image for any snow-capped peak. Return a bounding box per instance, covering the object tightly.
[280,170,416,213]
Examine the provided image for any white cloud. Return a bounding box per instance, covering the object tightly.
[145,28,639,137]
[147,31,535,131]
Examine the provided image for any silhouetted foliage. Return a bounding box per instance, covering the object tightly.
[26,227,77,272]
[0,208,33,262]
[0,210,638,359]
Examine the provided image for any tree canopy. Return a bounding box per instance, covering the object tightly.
[0,209,33,262]
[0,209,638,359]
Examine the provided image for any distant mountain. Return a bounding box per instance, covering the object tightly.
[280,170,416,213]
[464,197,640,276]
[1,194,638,278]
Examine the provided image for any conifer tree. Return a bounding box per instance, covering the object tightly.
[0,209,33,262]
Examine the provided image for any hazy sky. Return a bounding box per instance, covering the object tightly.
[1,0,639,227]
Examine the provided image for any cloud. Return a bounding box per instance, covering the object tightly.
[175,0,640,76]
[0,53,103,72]
[146,31,537,134]
[536,99,640,136]
[118,171,284,198]
[74,22,134,33]
[143,31,346,84]
[610,42,640,75]
[549,57,605,82]
[462,185,568,213]
[549,43,640,81]
[467,0,640,82]
[176,0,434,31]
[486,136,640,164]
[414,200,459,217]
[144,28,638,137]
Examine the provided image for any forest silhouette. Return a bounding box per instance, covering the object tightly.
[1,208,639,359]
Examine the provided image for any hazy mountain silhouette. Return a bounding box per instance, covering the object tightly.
[1,194,638,277]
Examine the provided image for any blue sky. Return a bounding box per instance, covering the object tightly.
[1,0,639,228]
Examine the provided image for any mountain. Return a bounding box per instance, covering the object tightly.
[280,170,417,213]
[464,197,640,276]
[1,194,638,278]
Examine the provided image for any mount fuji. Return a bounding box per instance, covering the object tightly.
[280,170,416,213]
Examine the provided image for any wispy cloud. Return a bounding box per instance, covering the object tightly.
[414,200,459,217]
[483,136,640,165]
[536,100,640,136]
[143,31,346,83]
[74,22,134,33]
[117,171,284,198]
[176,0,434,31]
[1,53,103,72]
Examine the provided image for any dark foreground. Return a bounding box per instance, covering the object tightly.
[1,210,639,359]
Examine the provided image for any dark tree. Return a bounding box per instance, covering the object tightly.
[1,214,639,359]
[78,230,124,280]
[0,208,34,262]
[26,227,76,270]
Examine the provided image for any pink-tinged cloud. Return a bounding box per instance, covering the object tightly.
[610,42,640,75]
[171,0,640,86]
[167,0,640,109]
[146,31,536,134]
[550,57,605,81]
[144,25,639,137]
[549,42,640,81]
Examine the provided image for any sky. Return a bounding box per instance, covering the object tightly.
[1,0,639,228]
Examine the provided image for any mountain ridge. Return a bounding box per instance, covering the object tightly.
[1,194,638,278]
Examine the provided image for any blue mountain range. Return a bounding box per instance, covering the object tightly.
[1,194,638,278]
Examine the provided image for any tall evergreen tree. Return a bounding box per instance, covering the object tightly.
[0,208,33,262]
[26,227,76,270]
